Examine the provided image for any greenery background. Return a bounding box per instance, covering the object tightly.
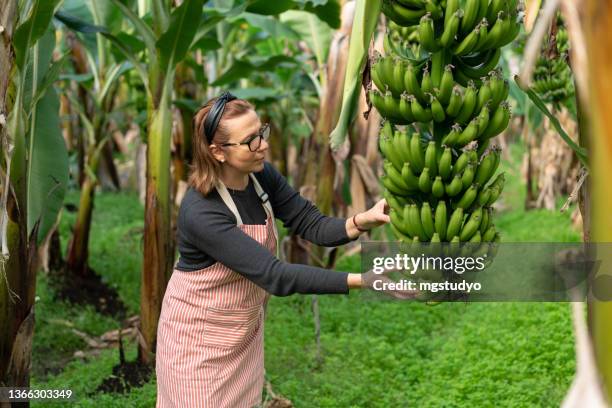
[31,140,580,407]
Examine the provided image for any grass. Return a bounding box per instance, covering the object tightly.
[30,141,581,407]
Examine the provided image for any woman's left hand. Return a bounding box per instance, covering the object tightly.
[354,198,391,231]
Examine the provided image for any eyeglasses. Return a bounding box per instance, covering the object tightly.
[220,123,270,152]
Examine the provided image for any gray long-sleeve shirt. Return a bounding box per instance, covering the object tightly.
[175,161,353,296]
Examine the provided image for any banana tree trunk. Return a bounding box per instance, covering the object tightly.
[585,0,612,400]
[0,0,35,393]
[140,93,174,365]
[64,146,102,277]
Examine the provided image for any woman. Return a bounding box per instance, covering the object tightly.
[155,92,390,407]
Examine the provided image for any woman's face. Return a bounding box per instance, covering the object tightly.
[214,109,269,173]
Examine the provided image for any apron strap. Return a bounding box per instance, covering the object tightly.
[249,174,279,250]
[215,181,244,225]
[215,174,279,243]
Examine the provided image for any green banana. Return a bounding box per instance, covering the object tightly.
[452,149,470,176]
[384,160,414,192]
[455,81,477,124]
[384,190,404,213]
[469,230,482,243]
[445,174,463,196]
[430,50,446,88]
[418,13,440,52]
[422,67,433,95]
[391,59,408,96]
[394,129,412,163]
[430,233,441,243]
[430,93,446,123]
[472,19,490,52]
[421,202,435,239]
[384,90,405,123]
[455,183,478,209]
[467,149,479,165]
[425,141,438,176]
[381,129,404,171]
[479,205,490,233]
[444,0,459,28]
[438,146,453,180]
[488,70,506,111]
[409,132,425,172]
[474,148,498,186]
[370,90,393,121]
[454,118,479,146]
[391,208,412,237]
[461,164,475,190]
[399,93,416,123]
[404,63,426,104]
[460,0,481,36]
[460,208,482,241]
[486,0,505,25]
[497,15,520,48]
[441,123,462,146]
[390,222,412,243]
[482,225,496,242]
[481,11,506,50]
[409,94,433,122]
[436,65,453,105]
[445,85,463,117]
[432,176,445,198]
[434,200,448,240]
[401,162,421,190]
[475,0,489,27]
[475,79,492,113]
[425,0,443,19]
[382,174,411,196]
[440,10,463,48]
[408,204,428,241]
[419,167,432,193]
[480,101,510,140]
[371,57,386,91]
[446,207,464,240]
[379,56,396,89]
[455,48,501,79]
[475,104,490,137]
[486,177,505,205]
[383,0,427,26]
[477,188,492,206]
[453,23,481,56]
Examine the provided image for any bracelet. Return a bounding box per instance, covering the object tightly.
[352,214,370,233]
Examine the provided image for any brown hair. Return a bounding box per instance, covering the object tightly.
[188,97,255,196]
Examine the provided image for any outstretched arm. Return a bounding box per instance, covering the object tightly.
[262,163,389,245]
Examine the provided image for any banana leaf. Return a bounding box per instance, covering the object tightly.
[329,0,381,150]
[28,86,69,244]
[157,0,205,70]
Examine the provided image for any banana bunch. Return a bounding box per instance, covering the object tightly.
[385,21,420,59]
[370,60,511,148]
[372,0,521,247]
[532,24,574,104]
[380,122,503,243]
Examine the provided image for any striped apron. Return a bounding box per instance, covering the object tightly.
[156,174,278,408]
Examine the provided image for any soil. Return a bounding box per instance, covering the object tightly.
[49,265,128,319]
[94,360,152,394]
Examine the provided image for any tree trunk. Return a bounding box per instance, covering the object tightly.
[65,176,96,277]
[584,0,612,400]
[140,92,174,365]
[0,1,37,397]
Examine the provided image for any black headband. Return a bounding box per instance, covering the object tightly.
[204,91,237,144]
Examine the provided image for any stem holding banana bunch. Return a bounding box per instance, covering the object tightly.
[373,0,521,247]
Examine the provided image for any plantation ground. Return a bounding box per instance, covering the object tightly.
[31,142,581,407]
